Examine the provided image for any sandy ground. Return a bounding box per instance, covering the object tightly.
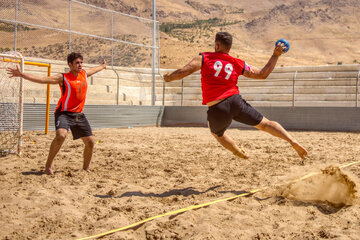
[1,127,360,240]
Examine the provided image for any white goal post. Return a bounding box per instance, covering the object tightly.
[0,52,24,156]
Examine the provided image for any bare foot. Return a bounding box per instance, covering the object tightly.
[291,141,308,159]
[45,168,54,175]
[233,148,249,159]
[83,168,90,173]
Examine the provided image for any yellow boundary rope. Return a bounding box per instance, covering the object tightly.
[78,160,360,240]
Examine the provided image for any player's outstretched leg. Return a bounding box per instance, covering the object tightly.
[81,136,95,172]
[211,132,249,159]
[254,117,308,159]
[45,129,68,175]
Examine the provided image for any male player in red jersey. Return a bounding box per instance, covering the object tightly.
[7,52,106,174]
[164,32,308,160]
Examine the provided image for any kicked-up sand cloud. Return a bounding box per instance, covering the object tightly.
[280,165,357,207]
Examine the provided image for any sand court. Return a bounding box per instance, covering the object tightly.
[0,127,359,239]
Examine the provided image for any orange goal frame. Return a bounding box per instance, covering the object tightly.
[3,59,52,134]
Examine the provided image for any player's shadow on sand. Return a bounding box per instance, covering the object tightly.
[21,169,63,176]
[218,190,253,196]
[94,185,249,199]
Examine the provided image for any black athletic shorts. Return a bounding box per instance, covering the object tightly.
[55,111,93,140]
[207,94,263,137]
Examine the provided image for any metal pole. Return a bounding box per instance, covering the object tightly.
[69,0,71,53]
[14,0,18,51]
[151,0,156,105]
[356,70,360,107]
[292,71,297,107]
[112,68,120,105]
[111,13,114,67]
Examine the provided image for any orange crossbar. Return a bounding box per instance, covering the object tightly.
[3,58,50,67]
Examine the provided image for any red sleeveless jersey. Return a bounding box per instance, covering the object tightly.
[55,70,88,113]
[200,52,245,105]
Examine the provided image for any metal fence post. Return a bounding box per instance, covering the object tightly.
[356,70,360,107]
[111,13,114,67]
[151,0,156,105]
[68,0,71,53]
[292,71,297,107]
[14,0,18,51]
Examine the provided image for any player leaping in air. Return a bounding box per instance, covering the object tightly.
[7,52,106,175]
[164,32,308,160]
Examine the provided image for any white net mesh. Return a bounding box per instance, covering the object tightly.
[0,52,23,155]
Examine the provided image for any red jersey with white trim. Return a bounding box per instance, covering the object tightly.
[200,52,245,105]
[55,70,88,113]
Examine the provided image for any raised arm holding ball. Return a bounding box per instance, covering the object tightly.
[164,32,307,160]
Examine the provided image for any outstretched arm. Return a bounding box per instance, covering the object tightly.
[7,65,63,84]
[163,55,202,82]
[243,43,286,79]
[86,59,106,77]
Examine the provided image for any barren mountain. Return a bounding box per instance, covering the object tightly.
[154,0,360,68]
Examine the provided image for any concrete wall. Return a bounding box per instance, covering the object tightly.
[162,106,360,132]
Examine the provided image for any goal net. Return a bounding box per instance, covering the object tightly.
[0,52,24,156]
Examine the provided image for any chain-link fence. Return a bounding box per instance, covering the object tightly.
[0,0,160,106]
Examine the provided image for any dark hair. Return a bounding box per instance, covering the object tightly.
[215,32,232,50]
[67,52,83,64]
